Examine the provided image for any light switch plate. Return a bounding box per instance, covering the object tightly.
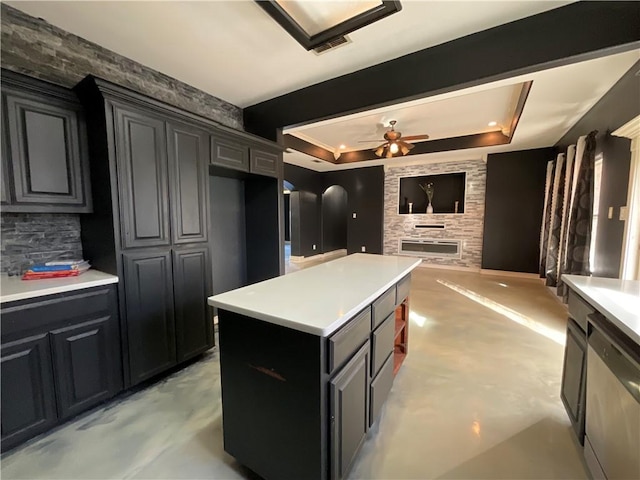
[352,212,357,218]
[312,244,316,250]
[620,205,628,221]
[361,246,366,252]
[608,206,614,219]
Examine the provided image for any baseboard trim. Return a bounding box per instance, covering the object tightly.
[480,269,541,279]
[289,249,347,264]
[416,262,480,273]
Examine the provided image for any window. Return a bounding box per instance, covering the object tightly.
[589,154,603,273]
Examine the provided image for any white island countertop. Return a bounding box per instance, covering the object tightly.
[563,275,640,345]
[208,254,422,336]
[1,270,119,304]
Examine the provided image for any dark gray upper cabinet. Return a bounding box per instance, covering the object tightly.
[1,70,92,213]
[250,148,279,178]
[173,246,213,362]
[330,342,370,480]
[50,316,121,420]
[114,105,170,249]
[123,249,177,384]
[167,122,209,244]
[211,134,249,172]
[0,333,57,452]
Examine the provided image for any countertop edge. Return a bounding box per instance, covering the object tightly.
[1,273,119,304]
[209,258,421,337]
[563,275,640,345]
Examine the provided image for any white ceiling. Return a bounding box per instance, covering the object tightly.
[287,83,523,153]
[7,0,573,107]
[284,49,640,172]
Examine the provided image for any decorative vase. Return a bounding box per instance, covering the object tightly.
[426,203,433,214]
[420,182,435,214]
[408,202,413,214]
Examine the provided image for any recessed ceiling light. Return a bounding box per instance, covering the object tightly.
[311,159,322,163]
[339,144,346,149]
[488,121,498,127]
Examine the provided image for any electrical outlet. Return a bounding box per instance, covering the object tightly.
[361,246,366,252]
[608,207,614,219]
[312,244,316,250]
[352,212,357,219]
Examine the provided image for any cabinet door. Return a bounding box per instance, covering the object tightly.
[167,122,209,244]
[560,318,587,443]
[1,334,57,452]
[114,105,170,249]
[123,250,176,385]
[211,134,249,172]
[249,148,279,178]
[3,92,91,211]
[330,342,369,480]
[173,246,213,362]
[50,317,120,419]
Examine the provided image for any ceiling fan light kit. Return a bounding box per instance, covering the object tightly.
[367,120,429,157]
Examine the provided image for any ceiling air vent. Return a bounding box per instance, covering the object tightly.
[313,36,351,55]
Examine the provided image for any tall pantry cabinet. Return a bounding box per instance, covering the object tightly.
[75,77,283,387]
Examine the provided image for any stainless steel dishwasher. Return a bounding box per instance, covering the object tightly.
[584,320,640,480]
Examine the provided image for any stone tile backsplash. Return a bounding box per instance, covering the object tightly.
[1,213,83,274]
[384,160,486,269]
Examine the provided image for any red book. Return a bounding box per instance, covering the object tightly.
[22,270,81,280]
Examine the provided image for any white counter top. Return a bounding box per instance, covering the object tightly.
[208,254,422,336]
[563,275,640,345]
[1,270,119,304]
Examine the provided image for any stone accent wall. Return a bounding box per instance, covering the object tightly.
[1,214,83,274]
[384,160,486,269]
[0,4,243,130]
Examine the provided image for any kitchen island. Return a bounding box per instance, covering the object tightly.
[208,253,421,480]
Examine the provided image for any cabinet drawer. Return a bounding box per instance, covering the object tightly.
[370,352,394,427]
[1,287,114,338]
[211,135,249,172]
[372,287,396,330]
[568,290,594,333]
[250,148,279,177]
[328,307,371,374]
[371,313,394,376]
[396,275,411,305]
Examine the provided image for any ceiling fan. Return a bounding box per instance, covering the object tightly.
[359,120,430,158]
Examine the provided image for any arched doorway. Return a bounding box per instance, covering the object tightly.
[322,185,348,253]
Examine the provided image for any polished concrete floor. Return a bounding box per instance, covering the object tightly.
[1,265,587,479]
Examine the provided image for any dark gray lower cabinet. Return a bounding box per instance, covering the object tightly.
[123,249,177,384]
[1,334,57,450]
[561,317,587,443]
[0,285,121,452]
[330,342,370,480]
[50,317,121,419]
[173,246,213,362]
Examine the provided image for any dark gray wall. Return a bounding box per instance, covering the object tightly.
[284,164,384,256]
[482,148,557,273]
[325,167,384,255]
[1,4,242,129]
[210,176,247,294]
[290,191,320,257]
[0,213,83,274]
[321,185,348,253]
[556,60,640,278]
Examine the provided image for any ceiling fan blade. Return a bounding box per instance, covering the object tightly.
[401,134,430,141]
[359,140,384,143]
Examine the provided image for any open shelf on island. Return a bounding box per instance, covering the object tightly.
[393,298,409,375]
